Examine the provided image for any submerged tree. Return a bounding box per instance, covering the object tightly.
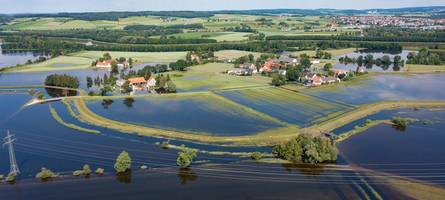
[177,145,197,169]
[114,151,132,173]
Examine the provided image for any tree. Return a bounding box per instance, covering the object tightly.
[103,52,112,60]
[114,151,132,173]
[323,63,333,72]
[300,56,311,69]
[122,81,132,93]
[286,66,302,81]
[86,76,93,88]
[36,168,57,180]
[271,73,286,86]
[37,91,45,100]
[111,60,118,74]
[177,145,197,169]
[123,97,135,108]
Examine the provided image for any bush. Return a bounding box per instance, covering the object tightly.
[273,134,337,164]
[271,73,286,86]
[177,145,197,169]
[95,168,105,175]
[250,152,263,161]
[115,151,132,173]
[391,117,409,128]
[83,164,92,176]
[73,170,83,176]
[35,168,57,180]
[6,172,16,182]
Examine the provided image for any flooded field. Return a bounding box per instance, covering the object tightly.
[303,74,445,105]
[334,50,415,72]
[0,48,41,69]
[218,88,353,127]
[86,94,283,136]
[338,109,445,186]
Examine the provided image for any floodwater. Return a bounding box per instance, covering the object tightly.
[0,47,41,69]
[334,50,415,72]
[338,108,445,185]
[87,96,282,136]
[303,74,445,105]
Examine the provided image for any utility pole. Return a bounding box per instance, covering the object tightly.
[3,130,20,175]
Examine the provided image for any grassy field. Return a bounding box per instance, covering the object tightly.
[406,64,445,73]
[70,51,187,64]
[49,104,100,134]
[214,50,262,60]
[168,63,271,90]
[2,56,94,73]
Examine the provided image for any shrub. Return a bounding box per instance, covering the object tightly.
[73,170,83,176]
[114,151,132,173]
[391,117,409,128]
[250,152,263,161]
[177,145,197,169]
[95,168,105,175]
[83,164,92,176]
[6,172,16,182]
[35,168,57,180]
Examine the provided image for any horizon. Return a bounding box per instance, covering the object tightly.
[0,0,444,14]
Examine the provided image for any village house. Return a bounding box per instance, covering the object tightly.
[322,77,341,84]
[128,77,147,91]
[275,55,298,65]
[190,53,202,63]
[311,75,323,86]
[260,59,283,73]
[117,60,130,69]
[116,79,126,88]
[96,60,112,68]
[335,69,349,78]
[146,76,157,88]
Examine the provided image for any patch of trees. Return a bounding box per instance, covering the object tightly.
[2,35,403,54]
[315,49,332,59]
[271,73,286,86]
[406,48,443,65]
[10,11,215,21]
[2,29,216,45]
[155,74,177,93]
[339,54,405,70]
[363,27,445,43]
[44,74,80,89]
[224,24,257,33]
[272,134,337,164]
[266,33,445,42]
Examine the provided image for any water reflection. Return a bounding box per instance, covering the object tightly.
[281,163,326,176]
[177,168,198,185]
[116,171,132,184]
[45,88,78,98]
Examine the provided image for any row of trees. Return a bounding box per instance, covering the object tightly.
[1,34,404,54]
[267,33,445,43]
[406,48,443,65]
[339,54,405,68]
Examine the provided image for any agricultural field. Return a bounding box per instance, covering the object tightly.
[168,31,252,41]
[168,63,271,91]
[218,87,353,127]
[406,64,445,73]
[86,92,285,136]
[214,50,262,60]
[71,51,187,64]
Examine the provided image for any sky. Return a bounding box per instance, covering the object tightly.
[0,0,443,14]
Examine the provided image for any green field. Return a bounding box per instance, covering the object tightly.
[214,50,262,60]
[71,51,187,64]
[406,64,445,73]
[168,63,270,90]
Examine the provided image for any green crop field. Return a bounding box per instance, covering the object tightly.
[214,50,262,60]
[71,51,187,64]
[168,63,270,91]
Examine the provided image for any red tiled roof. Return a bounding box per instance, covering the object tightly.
[128,77,146,84]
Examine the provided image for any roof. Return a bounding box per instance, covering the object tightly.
[312,75,323,83]
[128,77,147,84]
[97,60,112,65]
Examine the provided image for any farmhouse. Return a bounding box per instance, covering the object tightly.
[128,77,147,91]
[260,59,282,73]
[96,60,112,68]
[146,77,157,87]
[117,60,130,68]
[322,77,341,84]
